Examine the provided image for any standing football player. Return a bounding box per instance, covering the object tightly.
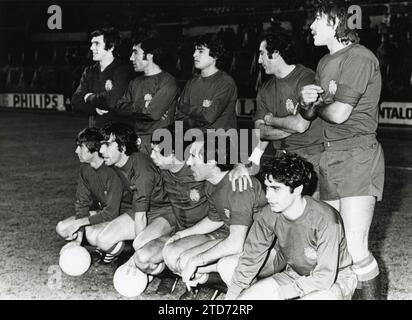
[300,0,385,299]
[175,33,238,131]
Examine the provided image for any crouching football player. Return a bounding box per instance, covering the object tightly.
[121,128,211,295]
[225,153,357,300]
[163,135,268,299]
[97,123,176,265]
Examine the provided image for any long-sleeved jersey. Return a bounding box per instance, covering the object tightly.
[71,58,134,125]
[74,163,131,225]
[253,64,323,154]
[228,196,352,299]
[110,71,179,136]
[114,152,170,214]
[175,70,238,130]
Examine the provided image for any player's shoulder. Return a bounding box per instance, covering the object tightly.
[79,163,91,174]
[159,71,179,88]
[295,64,316,78]
[345,44,379,65]
[260,75,277,90]
[83,62,99,74]
[216,70,236,87]
[228,176,264,200]
[131,151,154,166]
[111,59,134,76]
[255,204,278,227]
[306,196,341,225]
[161,70,177,82]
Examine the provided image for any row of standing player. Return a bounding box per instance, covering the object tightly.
[57,0,384,300]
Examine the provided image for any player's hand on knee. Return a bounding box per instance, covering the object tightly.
[165,231,183,246]
[185,272,208,288]
[182,259,198,284]
[229,164,253,192]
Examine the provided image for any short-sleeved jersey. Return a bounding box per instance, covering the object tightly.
[176,70,238,130]
[112,71,179,136]
[205,173,267,230]
[228,196,352,299]
[254,64,323,154]
[71,58,134,126]
[316,44,382,141]
[114,152,170,214]
[75,163,132,225]
[160,164,209,230]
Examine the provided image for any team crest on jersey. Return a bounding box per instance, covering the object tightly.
[328,80,337,95]
[202,100,212,108]
[285,99,298,115]
[144,93,153,108]
[189,189,200,202]
[304,247,317,260]
[105,80,113,91]
[223,208,231,219]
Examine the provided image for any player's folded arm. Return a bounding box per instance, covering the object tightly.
[137,78,179,121]
[71,70,96,114]
[186,81,237,127]
[86,66,132,109]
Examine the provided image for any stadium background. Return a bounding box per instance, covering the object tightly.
[0,0,411,300]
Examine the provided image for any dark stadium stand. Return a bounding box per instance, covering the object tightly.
[0,1,411,101]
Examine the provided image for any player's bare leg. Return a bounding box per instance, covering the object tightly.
[56,216,77,240]
[132,218,174,273]
[216,254,240,285]
[238,277,282,300]
[163,234,219,274]
[133,217,174,252]
[326,196,380,299]
[217,247,277,286]
[174,238,223,275]
[95,213,135,263]
[84,222,109,246]
[133,236,169,274]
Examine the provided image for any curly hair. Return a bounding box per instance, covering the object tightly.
[132,37,165,66]
[314,0,360,45]
[260,153,315,195]
[99,122,139,156]
[260,32,295,64]
[76,127,102,154]
[194,33,227,63]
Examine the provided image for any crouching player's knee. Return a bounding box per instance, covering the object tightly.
[95,232,115,252]
[162,243,180,274]
[133,247,156,274]
[217,255,241,286]
[56,221,66,238]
